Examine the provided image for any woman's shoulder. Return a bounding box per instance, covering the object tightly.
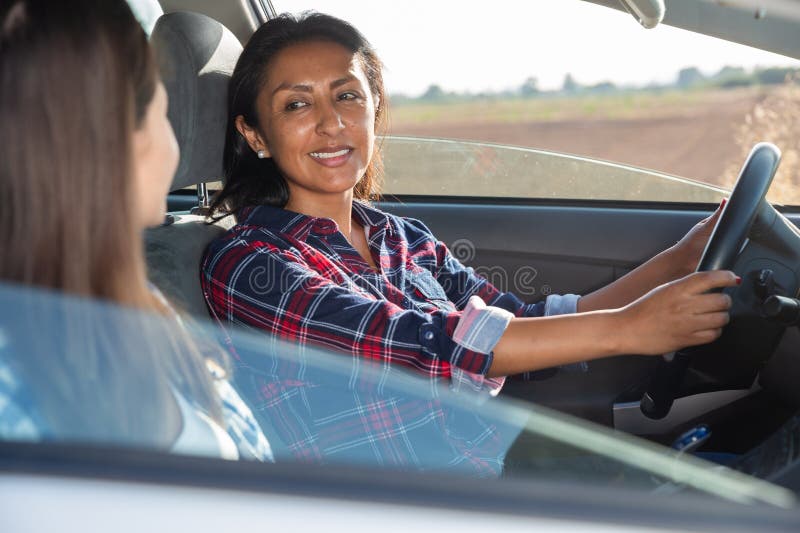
[392,215,441,246]
[395,215,435,236]
[354,201,436,240]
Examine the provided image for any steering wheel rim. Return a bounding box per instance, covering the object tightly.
[639,142,782,420]
[696,143,781,273]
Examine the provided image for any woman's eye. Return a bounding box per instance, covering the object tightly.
[338,92,359,101]
[285,101,308,111]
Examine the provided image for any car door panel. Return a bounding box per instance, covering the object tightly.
[377,201,708,299]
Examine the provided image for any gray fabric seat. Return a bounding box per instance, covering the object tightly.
[144,12,241,316]
[145,213,234,315]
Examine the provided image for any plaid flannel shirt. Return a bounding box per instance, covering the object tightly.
[201,202,581,392]
[201,202,580,475]
[223,333,525,477]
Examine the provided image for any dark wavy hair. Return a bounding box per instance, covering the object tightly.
[210,12,387,218]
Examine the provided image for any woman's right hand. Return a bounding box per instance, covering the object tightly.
[616,270,740,356]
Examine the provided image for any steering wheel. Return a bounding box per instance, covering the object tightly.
[640,142,782,420]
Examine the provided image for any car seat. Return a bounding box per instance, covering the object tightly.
[144,12,242,316]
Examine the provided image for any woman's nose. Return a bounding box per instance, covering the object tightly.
[315,101,345,136]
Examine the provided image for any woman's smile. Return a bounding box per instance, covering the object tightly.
[309,146,354,167]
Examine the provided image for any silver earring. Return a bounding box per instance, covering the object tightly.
[257,150,266,159]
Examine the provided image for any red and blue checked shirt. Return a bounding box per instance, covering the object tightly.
[223,331,524,477]
[201,201,580,393]
[201,202,580,476]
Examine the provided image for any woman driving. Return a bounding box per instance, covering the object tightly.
[202,12,738,392]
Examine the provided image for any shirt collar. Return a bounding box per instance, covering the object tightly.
[351,201,391,230]
[239,201,392,241]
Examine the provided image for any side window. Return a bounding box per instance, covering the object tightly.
[271,0,800,205]
[380,137,723,203]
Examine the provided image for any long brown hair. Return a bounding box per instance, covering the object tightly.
[0,0,222,443]
[0,0,152,305]
[210,12,388,218]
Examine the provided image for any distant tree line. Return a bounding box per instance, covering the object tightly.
[392,65,800,104]
[675,65,797,89]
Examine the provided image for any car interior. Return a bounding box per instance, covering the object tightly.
[142,0,800,491]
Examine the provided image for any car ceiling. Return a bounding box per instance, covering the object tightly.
[157,0,800,64]
[583,0,800,59]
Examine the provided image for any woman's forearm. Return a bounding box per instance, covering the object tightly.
[487,248,685,377]
[577,246,687,313]
[487,269,738,378]
[487,310,624,377]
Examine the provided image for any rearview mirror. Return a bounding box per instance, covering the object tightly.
[619,0,665,28]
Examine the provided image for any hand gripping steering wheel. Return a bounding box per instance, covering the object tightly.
[639,142,782,420]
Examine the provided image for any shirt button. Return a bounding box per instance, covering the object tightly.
[424,331,435,341]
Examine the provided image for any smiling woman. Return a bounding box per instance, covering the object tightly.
[238,41,378,213]
[201,12,738,396]
[210,14,386,215]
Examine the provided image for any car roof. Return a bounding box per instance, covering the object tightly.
[159,0,800,61]
[586,0,800,59]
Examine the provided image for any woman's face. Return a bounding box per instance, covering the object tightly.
[241,40,377,202]
[132,81,179,228]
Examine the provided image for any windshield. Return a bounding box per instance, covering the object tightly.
[0,282,793,508]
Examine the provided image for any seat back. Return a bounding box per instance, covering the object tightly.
[144,12,242,316]
[145,214,234,314]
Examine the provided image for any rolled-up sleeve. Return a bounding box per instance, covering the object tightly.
[542,293,581,316]
[452,296,514,355]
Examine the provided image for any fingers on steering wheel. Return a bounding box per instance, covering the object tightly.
[684,270,738,293]
[693,292,733,314]
[693,311,731,331]
[701,199,728,223]
[691,328,724,345]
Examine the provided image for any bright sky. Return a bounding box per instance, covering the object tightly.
[272,0,800,96]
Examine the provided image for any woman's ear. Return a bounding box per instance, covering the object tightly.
[235,115,270,158]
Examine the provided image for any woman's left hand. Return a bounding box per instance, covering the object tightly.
[671,199,727,275]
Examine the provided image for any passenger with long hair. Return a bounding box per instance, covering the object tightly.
[0,0,271,460]
[203,13,737,392]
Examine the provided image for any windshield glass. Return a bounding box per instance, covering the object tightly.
[0,282,793,508]
[272,0,800,205]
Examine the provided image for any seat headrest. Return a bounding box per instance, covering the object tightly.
[151,12,242,192]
